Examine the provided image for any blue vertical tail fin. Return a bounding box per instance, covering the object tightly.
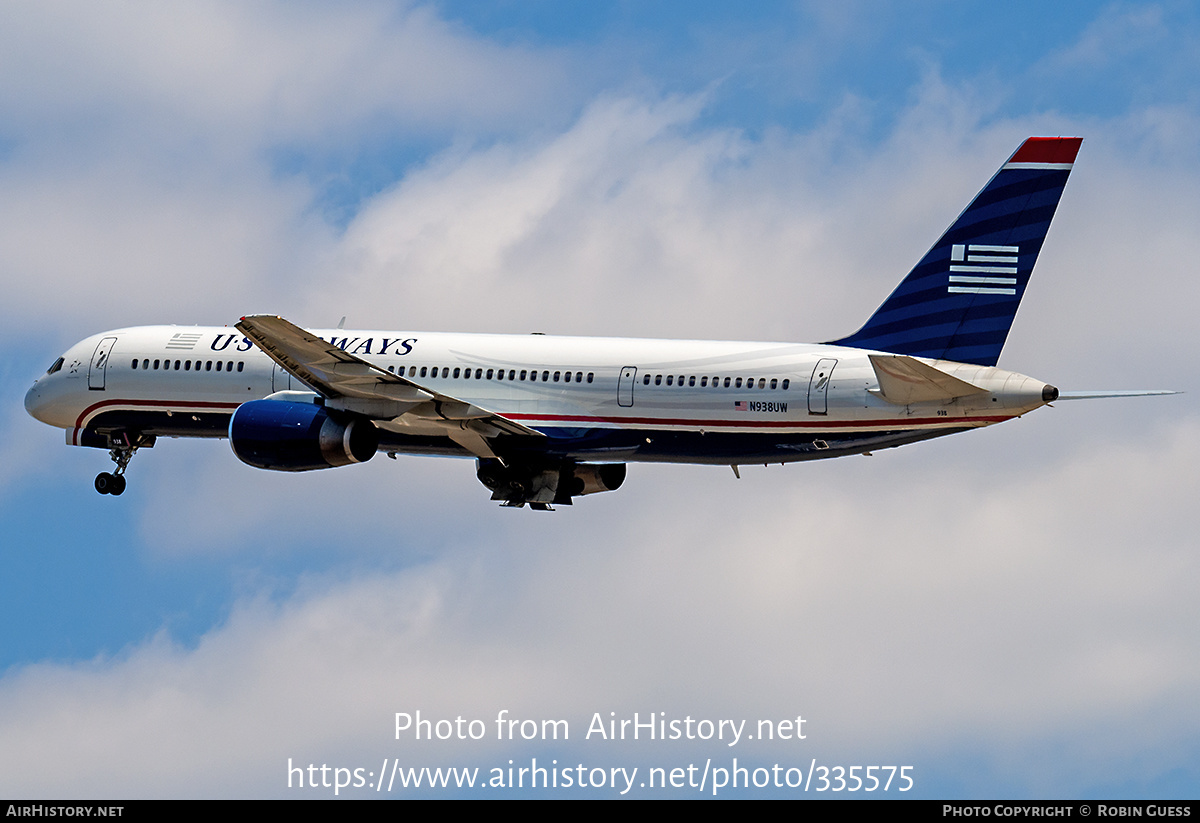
[830,137,1082,366]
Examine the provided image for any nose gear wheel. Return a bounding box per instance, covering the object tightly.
[94,432,153,496]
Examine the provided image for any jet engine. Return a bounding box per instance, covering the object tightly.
[562,462,627,498]
[228,399,378,471]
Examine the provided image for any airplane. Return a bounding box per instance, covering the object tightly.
[23,137,1175,509]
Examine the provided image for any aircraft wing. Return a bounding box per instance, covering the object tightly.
[235,315,543,455]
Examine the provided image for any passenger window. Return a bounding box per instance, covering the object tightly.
[770,378,777,390]
[520,370,528,380]
[689,376,695,387]
[131,359,138,369]
[554,371,560,382]
[666,375,673,386]
[723,377,730,388]
[782,379,789,390]
[486,369,494,379]
[700,376,708,387]
[542,370,550,381]
[453,367,461,378]
[643,375,650,385]
[564,371,571,383]
[655,375,662,385]
[587,373,593,383]
[420,366,428,377]
[238,362,244,372]
[153,360,160,370]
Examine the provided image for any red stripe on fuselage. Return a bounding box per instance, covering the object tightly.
[508,412,1013,430]
[66,398,1013,447]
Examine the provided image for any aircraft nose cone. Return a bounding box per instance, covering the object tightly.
[24,381,49,424]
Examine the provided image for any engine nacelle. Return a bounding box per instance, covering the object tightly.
[562,462,627,498]
[229,399,378,472]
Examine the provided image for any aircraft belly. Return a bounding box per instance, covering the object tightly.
[548,426,969,464]
[373,424,972,465]
[77,407,234,439]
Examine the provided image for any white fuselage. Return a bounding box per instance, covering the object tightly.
[25,324,1052,466]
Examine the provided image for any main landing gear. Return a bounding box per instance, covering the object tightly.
[94,433,153,496]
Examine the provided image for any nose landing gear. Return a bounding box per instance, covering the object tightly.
[94,471,126,496]
[94,432,154,496]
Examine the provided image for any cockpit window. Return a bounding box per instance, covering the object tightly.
[47,357,64,374]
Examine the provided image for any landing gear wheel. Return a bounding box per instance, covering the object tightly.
[95,472,115,495]
[93,431,151,496]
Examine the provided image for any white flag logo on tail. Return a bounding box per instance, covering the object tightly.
[948,244,1018,295]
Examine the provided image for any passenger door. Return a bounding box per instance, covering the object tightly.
[807,358,837,414]
[89,337,117,390]
[617,366,637,407]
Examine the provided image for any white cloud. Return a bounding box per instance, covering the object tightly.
[0,0,576,334]
[1045,4,1169,70]
[0,158,330,329]
[0,1,571,144]
[1,417,1197,796]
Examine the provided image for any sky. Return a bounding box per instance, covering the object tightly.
[1,0,1198,799]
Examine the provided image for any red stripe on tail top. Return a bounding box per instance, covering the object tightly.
[1008,136,1083,165]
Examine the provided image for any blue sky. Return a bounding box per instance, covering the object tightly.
[1,1,1198,798]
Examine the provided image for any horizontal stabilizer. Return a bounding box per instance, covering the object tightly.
[1056,390,1180,400]
[869,354,988,405]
